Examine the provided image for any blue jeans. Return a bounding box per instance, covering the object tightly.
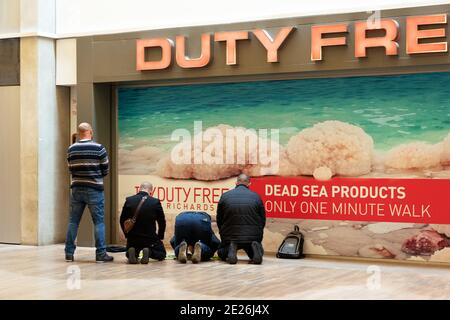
[65,187,106,256]
[170,211,220,261]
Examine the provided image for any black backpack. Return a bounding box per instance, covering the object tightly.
[276,225,305,259]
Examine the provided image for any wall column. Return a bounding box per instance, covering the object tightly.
[20,36,70,245]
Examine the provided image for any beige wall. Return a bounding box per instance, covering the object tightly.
[20,37,39,244]
[0,37,70,245]
[20,37,70,245]
[56,39,77,86]
[0,85,21,244]
[0,0,75,246]
[0,0,20,36]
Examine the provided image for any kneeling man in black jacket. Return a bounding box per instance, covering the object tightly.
[120,182,166,264]
[217,174,266,264]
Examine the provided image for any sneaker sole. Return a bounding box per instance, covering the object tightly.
[178,242,187,263]
[96,258,114,263]
[141,248,150,264]
[128,248,138,264]
[227,257,238,264]
[191,242,202,264]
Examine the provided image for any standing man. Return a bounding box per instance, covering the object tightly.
[120,182,167,264]
[217,174,266,264]
[65,123,113,263]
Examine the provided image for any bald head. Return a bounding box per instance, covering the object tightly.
[139,181,153,193]
[78,122,93,140]
[236,173,250,186]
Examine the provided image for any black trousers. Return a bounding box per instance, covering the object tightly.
[126,236,166,261]
[217,242,264,261]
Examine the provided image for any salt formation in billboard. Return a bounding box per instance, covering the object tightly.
[157,124,281,180]
[441,133,450,165]
[157,120,375,180]
[155,120,450,180]
[384,142,442,170]
[285,120,374,176]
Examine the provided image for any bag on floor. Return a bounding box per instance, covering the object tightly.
[276,225,305,259]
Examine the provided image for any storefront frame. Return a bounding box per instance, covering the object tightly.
[74,4,450,250]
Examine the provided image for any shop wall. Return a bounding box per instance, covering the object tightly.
[37,85,71,245]
[117,73,450,262]
[76,4,450,257]
[73,83,114,246]
[85,5,450,83]
[0,86,21,244]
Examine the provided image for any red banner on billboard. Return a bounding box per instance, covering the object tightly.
[250,176,450,224]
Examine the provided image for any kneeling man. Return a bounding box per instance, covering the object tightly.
[170,211,220,263]
[217,174,266,264]
[120,182,166,264]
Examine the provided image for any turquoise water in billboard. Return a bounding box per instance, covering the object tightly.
[118,72,450,151]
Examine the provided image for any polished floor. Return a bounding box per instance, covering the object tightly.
[0,244,449,299]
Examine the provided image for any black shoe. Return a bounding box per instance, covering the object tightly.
[251,241,263,265]
[96,252,114,263]
[127,248,138,264]
[65,254,74,262]
[227,242,238,265]
[177,241,188,263]
[191,242,202,264]
[141,248,150,264]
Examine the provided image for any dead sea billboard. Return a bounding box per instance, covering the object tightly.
[118,71,450,262]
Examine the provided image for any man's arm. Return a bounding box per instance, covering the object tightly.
[119,200,131,235]
[258,197,266,228]
[99,146,109,177]
[210,232,221,253]
[67,147,73,174]
[156,200,166,240]
[216,197,224,230]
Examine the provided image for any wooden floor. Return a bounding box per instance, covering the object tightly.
[0,244,450,299]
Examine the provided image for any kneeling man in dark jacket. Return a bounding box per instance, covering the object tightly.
[120,182,166,264]
[217,174,266,264]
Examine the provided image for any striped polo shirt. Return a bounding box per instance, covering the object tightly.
[67,139,109,190]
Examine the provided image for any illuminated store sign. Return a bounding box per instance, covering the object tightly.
[136,14,448,70]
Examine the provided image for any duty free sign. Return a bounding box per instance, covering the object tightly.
[136,14,448,70]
